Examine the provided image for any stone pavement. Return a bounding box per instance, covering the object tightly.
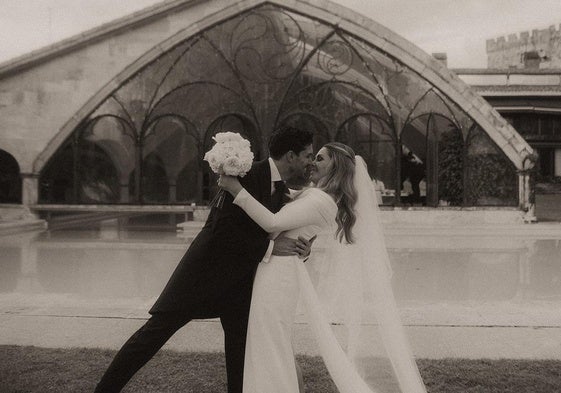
[2,297,561,360]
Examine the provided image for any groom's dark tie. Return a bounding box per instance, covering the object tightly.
[271,180,288,213]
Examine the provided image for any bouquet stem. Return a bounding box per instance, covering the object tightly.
[210,189,226,209]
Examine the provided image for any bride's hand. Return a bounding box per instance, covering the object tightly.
[218,175,243,197]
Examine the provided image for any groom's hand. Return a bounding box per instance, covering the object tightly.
[271,235,299,257]
[217,175,243,197]
[296,235,316,261]
[272,235,316,259]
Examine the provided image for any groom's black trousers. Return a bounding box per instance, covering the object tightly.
[95,160,272,393]
[94,313,190,393]
[94,291,252,393]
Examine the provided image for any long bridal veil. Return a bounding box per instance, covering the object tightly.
[296,156,427,393]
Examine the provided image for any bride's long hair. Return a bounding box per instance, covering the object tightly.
[318,142,357,244]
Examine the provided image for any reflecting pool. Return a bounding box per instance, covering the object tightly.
[1,218,561,328]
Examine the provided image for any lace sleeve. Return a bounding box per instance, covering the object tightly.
[233,188,333,233]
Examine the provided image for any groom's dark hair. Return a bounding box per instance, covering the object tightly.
[268,126,314,160]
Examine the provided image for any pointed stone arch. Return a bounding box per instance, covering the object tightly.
[0,149,22,203]
[26,0,535,210]
[33,0,532,175]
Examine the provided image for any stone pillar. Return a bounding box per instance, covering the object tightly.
[20,173,39,206]
[167,179,178,226]
[521,154,537,223]
[168,180,177,203]
[522,173,537,222]
[119,183,129,203]
[117,174,130,227]
[518,173,525,209]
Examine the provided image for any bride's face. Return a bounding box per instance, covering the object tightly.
[310,147,333,184]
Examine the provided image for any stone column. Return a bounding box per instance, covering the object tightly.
[119,183,129,203]
[168,179,178,226]
[168,180,177,203]
[520,154,537,222]
[522,172,537,222]
[20,173,39,206]
[118,174,131,227]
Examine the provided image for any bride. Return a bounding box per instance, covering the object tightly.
[219,142,426,393]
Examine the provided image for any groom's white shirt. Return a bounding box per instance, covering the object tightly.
[269,157,282,192]
[260,157,282,263]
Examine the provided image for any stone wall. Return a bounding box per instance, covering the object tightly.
[486,24,561,69]
[0,1,229,176]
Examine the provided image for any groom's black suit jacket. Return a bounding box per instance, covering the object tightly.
[150,159,273,317]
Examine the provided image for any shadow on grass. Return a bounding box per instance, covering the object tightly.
[1,345,561,392]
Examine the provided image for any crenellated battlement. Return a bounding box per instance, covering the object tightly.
[486,23,561,69]
[487,24,561,52]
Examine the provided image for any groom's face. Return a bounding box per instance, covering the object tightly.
[289,144,314,186]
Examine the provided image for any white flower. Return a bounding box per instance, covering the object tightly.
[204,132,254,177]
[213,132,245,144]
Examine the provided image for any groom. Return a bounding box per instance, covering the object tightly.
[94,126,315,393]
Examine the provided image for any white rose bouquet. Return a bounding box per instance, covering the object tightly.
[204,131,254,208]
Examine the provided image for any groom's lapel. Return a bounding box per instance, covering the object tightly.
[245,159,272,210]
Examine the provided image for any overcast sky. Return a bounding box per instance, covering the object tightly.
[1,0,561,68]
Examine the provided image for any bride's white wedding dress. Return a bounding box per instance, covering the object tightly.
[236,187,336,393]
[233,157,427,393]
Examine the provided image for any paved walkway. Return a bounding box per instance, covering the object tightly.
[2,296,561,360]
[2,315,561,360]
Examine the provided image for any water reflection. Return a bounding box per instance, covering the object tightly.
[526,240,561,299]
[0,247,21,293]
[1,221,560,307]
[0,222,186,301]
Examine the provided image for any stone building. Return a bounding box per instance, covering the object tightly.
[457,69,561,182]
[487,24,561,69]
[452,23,561,220]
[0,0,534,224]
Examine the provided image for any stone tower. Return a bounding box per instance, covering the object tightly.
[486,24,561,69]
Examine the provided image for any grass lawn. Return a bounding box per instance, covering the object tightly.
[1,345,561,392]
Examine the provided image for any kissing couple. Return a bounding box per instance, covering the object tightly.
[95,126,427,393]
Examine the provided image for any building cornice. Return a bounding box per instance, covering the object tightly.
[453,68,561,75]
[492,106,561,113]
[475,90,561,97]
